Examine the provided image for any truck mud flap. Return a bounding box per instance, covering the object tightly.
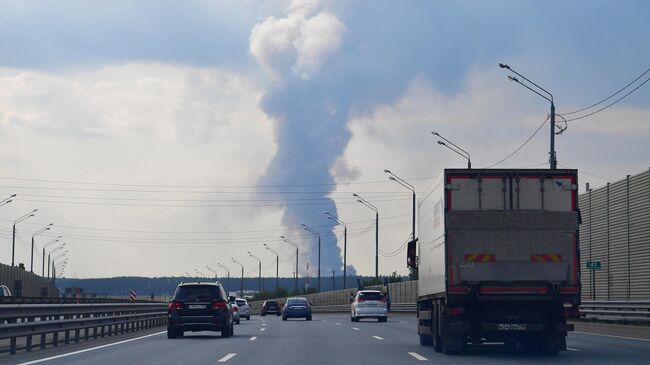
[418,310,431,320]
[418,325,432,335]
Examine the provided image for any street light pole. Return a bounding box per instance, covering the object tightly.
[0,194,15,207]
[217,263,230,295]
[42,236,62,277]
[499,62,556,169]
[31,223,53,273]
[325,211,347,289]
[301,224,321,292]
[384,169,416,243]
[353,194,379,282]
[231,258,244,297]
[264,244,279,298]
[205,266,218,279]
[12,209,37,267]
[431,132,471,169]
[281,236,299,294]
[48,246,65,279]
[247,251,262,295]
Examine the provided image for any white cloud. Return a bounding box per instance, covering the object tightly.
[249,0,343,79]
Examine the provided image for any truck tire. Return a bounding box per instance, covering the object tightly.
[419,334,433,346]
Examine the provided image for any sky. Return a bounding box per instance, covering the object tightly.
[0,0,648,279]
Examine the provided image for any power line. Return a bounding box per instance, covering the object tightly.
[559,67,650,116]
[564,75,650,122]
[483,116,549,169]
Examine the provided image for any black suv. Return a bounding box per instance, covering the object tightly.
[261,300,281,316]
[167,282,234,339]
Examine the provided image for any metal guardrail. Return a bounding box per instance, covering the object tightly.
[0,297,162,305]
[580,301,650,323]
[0,303,168,355]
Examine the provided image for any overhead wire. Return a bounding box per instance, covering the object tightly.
[559,67,650,116]
[483,116,549,168]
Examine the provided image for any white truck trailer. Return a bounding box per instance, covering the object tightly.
[410,169,581,354]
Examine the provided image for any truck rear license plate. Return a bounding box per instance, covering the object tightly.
[188,305,206,309]
[497,323,526,331]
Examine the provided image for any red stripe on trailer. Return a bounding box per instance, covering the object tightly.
[572,232,578,283]
[559,286,579,294]
[480,286,548,294]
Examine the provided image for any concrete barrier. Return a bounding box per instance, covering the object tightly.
[0,263,58,298]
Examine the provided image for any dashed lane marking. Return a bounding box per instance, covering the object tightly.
[567,347,580,352]
[260,328,266,331]
[373,336,384,340]
[16,331,166,365]
[262,323,266,326]
[249,336,257,341]
[218,353,237,362]
[352,327,360,330]
[408,352,428,361]
[336,323,341,325]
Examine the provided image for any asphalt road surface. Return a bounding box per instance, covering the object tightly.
[3,314,650,365]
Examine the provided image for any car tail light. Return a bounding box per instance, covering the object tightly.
[447,307,464,316]
[212,301,228,309]
[232,306,239,312]
[379,297,386,303]
[357,298,365,303]
[168,301,182,310]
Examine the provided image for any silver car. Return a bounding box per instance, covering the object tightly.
[229,298,241,324]
[236,298,251,320]
[351,290,387,322]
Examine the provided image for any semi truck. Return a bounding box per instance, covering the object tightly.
[409,168,581,354]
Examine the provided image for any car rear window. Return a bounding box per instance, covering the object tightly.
[287,298,308,305]
[174,285,222,301]
[265,301,278,306]
[236,300,247,306]
[359,292,384,301]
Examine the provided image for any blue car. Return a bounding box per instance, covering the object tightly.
[282,297,312,321]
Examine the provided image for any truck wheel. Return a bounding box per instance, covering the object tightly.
[419,334,433,346]
[442,336,465,355]
[167,328,177,339]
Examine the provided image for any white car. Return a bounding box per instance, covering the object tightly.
[229,298,241,324]
[236,298,251,320]
[351,290,387,322]
[0,285,12,297]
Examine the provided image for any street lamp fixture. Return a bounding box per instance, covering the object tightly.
[247,251,262,295]
[384,169,417,249]
[301,224,321,292]
[217,262,230,294]
[12,209,37,266]
[231,258,245,297]
[0,194,16,207]
[353,194,379,282]
[281,236,300,294]
[31,223,53,273]
[42,235,62,277]
[499,62,557,169]
[263,244,280,298]
[324,211,348,289]
[431,131,471,169]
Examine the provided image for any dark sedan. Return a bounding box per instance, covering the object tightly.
[282,297,312,321]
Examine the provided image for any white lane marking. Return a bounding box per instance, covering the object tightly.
[249,336,257,341]
[352,327,360,330]
[574,331,650,343]
[373,335,384,340]
[260,328,266,331]
[567,347,580,352]
[218,353,237,362]
[322,320,327,322]
[16,331,166,365]
[262,323,266,326]
[336,322,341,325]
[408,352,428,361]
[400,321,407,324]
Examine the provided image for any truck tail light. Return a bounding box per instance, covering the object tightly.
[563,307,580,319]
[212,300,228,309]
[168,301,182,310]
[447,307,464,316]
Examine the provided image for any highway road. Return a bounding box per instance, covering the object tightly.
[3,313,650,365]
